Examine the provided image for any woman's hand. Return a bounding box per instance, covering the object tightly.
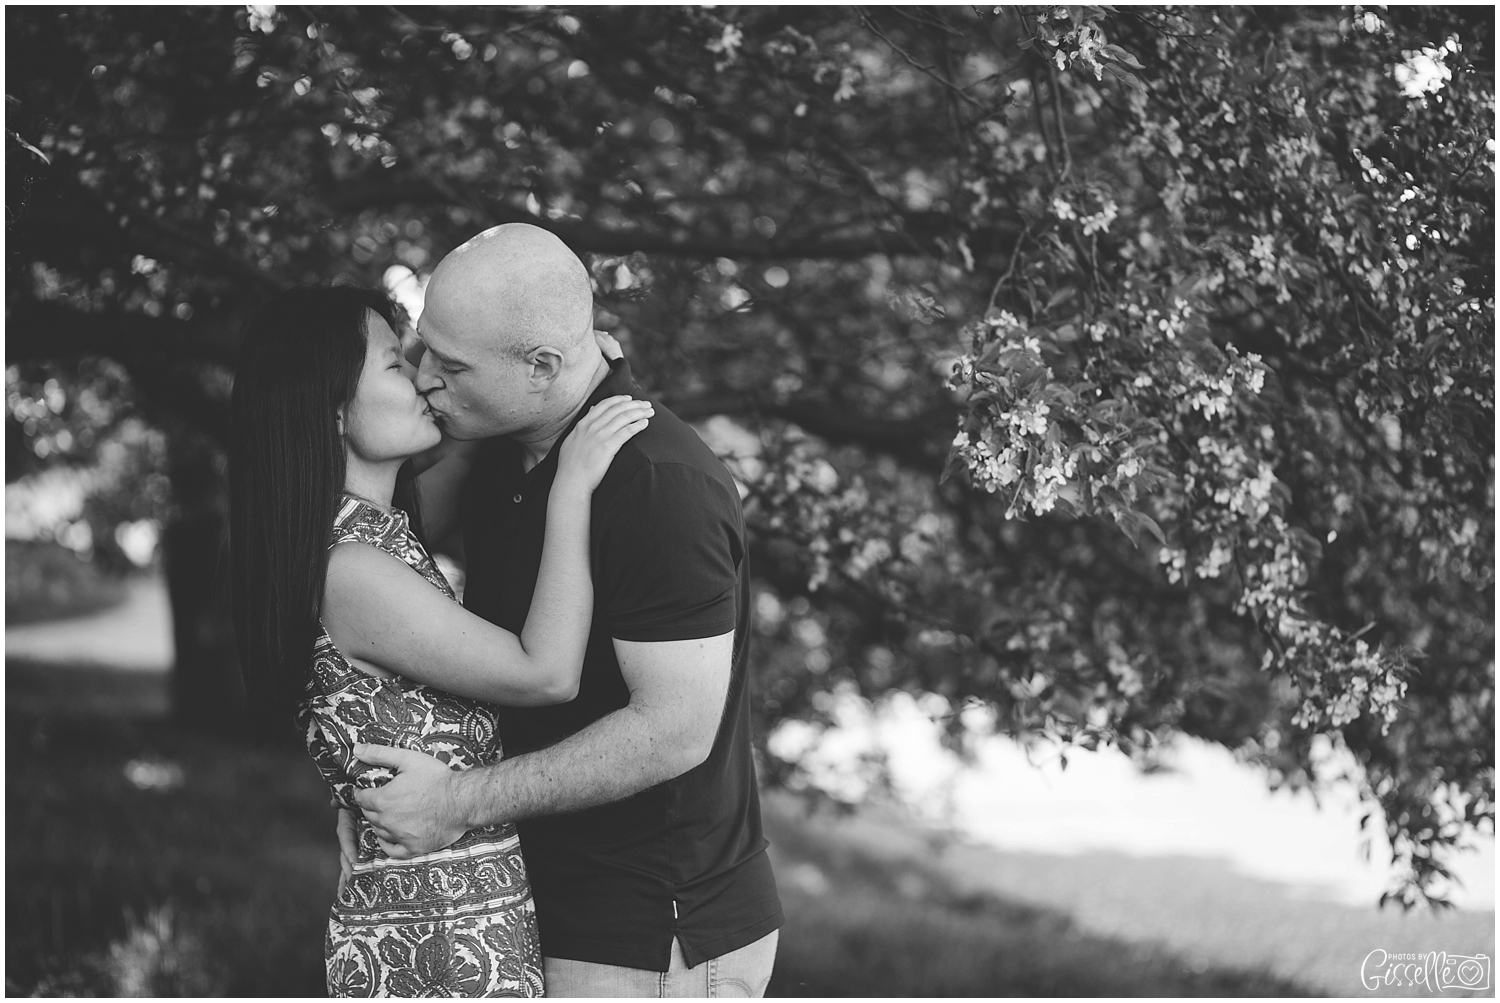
[555,395,653,492]
[334,803,357,897]
[595,330,624,361]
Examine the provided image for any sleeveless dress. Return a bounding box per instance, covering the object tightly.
[296,495,545,998]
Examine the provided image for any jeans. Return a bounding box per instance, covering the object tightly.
[543,930,778,998]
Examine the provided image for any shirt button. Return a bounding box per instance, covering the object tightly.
[512,493,523,504]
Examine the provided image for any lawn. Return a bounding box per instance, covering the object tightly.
[6,661,1493,997]
[767,796,1495,998]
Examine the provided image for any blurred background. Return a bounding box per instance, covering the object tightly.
[6,5,1494,997]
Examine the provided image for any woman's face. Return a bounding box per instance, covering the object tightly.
[342,311,442,463]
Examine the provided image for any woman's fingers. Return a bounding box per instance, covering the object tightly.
[594,412,652,451]
[579,396,647,432]
[605,416,652,446]
[595,330,624,361]
[557,396,652,488]
[335,809,359,869]
[588,395,650,419]
[596,407,654,439]
[580,395,634,422]
[586,401,653,437]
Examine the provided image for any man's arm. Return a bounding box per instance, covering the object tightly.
[352,631,733,858]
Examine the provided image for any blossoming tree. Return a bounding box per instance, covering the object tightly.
[6,4,1491,904]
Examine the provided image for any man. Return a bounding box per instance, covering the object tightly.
[349,223,783,997]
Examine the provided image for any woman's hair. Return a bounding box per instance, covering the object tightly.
[228,286,421,731]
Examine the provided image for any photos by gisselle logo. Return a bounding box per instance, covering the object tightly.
[1361,950,1491,993]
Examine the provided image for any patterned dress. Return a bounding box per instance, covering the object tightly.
[297,495,544,998]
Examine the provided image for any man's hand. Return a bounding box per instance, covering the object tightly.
[350,744,469,859]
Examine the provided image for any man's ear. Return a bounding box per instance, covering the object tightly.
[525,345,566,387]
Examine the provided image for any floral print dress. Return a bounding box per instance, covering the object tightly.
[297,495,544,997]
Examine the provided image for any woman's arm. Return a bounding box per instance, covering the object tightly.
[320,396,652,705]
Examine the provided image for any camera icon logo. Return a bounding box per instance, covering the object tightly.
[1441,954,1491,992]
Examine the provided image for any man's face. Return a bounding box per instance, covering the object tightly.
[413,305,532,440]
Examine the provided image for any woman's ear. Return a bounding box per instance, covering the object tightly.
[335,406,346,437]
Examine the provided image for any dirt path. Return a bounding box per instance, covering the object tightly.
[5,573,173,672]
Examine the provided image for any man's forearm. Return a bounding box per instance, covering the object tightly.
[454,703,700,827]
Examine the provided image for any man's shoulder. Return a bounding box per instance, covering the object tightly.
[599,404,740,510]
[606,403,733,484]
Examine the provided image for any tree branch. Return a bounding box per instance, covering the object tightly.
[6,299,235,442]
[6,297,956,469]
[13,162,289,297]
[988,220,1033,311]
[5,299,238,368]
[664,391,951,474]
[858,10,988,112]
[324,179,1021,260]
[1047,61,1074,179]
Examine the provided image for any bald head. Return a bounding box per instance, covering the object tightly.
[425,223,594,360]
[413,223,608,442]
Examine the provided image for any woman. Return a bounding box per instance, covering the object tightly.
[228,286,650,997]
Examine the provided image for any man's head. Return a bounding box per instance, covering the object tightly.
[415,223,599,440]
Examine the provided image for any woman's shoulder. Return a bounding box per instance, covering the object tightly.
[330,494,401,546]
[325,496,455,602]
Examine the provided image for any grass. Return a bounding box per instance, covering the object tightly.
[6,661,1493,997]
[763,799,1316,997]
[6,680,334,996]
[764,798,1495,998]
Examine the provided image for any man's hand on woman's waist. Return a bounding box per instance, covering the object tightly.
[350,743,471,858]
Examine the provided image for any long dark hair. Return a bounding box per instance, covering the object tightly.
[228,286,421,730]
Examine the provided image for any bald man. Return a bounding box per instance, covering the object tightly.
[350,224,783,997]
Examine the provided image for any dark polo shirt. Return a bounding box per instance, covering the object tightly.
[458,358,783,971]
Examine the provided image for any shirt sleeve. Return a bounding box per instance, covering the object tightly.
[596,461,742,643]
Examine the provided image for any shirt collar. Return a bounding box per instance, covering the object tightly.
[524,357,641,477]
[586,356,640,409]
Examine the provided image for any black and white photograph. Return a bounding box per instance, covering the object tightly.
[4,5,1494,997]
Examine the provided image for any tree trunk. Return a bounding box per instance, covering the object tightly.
[162,428,245,731]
